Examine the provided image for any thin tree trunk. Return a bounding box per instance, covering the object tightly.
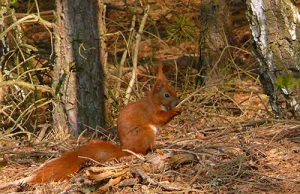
[246,0,300,118]
[52,0,76,133]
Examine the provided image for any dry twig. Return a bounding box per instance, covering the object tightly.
[124,4,150,105]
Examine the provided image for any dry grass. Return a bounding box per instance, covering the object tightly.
[1,0,300,193]
[1,71,299,193]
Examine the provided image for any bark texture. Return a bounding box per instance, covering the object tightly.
[197,0,233,86]
[246,0,300,118]
[53,0,105,134]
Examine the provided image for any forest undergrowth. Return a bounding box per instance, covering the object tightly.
[0,0,299,193]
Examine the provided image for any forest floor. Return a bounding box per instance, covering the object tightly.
[1,0,300,193]
[1,82,300,193]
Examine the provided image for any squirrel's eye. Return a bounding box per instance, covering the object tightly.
[165,93,170,98]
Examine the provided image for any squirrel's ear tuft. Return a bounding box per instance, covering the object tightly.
[154,78,163,91]
[155,62,167,84]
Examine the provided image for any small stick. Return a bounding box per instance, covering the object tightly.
[124,4,150,105]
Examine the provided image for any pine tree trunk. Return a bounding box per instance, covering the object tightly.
[197,0,233,86]
[246,0,300,118]
[53,0,106,134]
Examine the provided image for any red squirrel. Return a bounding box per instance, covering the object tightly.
[0,62,181,188]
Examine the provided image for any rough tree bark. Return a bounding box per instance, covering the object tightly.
[246,0,300,118]
[197,0,233,86]
[53,0,106,134]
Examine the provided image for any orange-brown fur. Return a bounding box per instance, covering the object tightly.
[0,62,181,189]
[29,141,128,183]
[118,64,181,153]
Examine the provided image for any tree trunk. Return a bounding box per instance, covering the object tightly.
[246,0,300,118]
[197,0,233,86]
[53,0,106,135]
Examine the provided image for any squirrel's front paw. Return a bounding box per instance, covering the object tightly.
[172,106,181,115]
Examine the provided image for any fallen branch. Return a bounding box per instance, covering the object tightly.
[0,80,54,93]
[0,14,57,40]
